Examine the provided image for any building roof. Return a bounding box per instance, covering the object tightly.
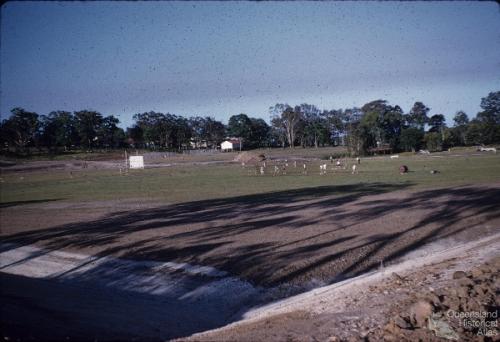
[223,138,241,144]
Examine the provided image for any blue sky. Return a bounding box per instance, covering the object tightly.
[1,1,499,128]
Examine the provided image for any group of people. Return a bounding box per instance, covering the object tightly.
[245,156,361,176]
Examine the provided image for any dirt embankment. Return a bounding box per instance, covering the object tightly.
[183,236,499,342]
[2,184,499,289]
[1,183,499,341]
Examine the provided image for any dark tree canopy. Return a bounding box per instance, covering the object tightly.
[40,111,78,151]
[74,110,104,149]
[2,90,499,155]
[2,108,40,151]
[358,100,403,151]
[480,91,500,119]
[227,114,253,142]
[453,111,469,127]
[400,127,424,152]
[406,101,430,131]
[428,114,446,133]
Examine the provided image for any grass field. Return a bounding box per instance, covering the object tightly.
[1,150,499,205]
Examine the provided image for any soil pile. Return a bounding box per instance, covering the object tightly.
[234,152,266,164]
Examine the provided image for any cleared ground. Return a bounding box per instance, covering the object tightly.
[1,147,499,340]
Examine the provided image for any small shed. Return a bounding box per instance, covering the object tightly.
[221,138,242,152]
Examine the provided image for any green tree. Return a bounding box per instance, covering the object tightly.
[189,116,226,148]
[428,114,446,133]
[270,116,287,148]
[453,111,469,126]
[469,91,500,145]
[297,104,331,148]
[188,116,205,148]
[227,113,253,148]
[399,127,424,152]
[249,118,270,148]
[171,116,191,150]
[465,120,485,145]
[424,132,442,152]
[126,125,144,148]
[341,107,364,147]
[323,109,344,145]
[2,108,40,153]
[359,110,381,149]
[226,115,270,148]
[203,117,225,147]
[74,110,104,150]
[380,105,403,151]
[133,111,173,149]
[452,111,469,146]
[269,103,303,148]
[98,115,123,148]
[479,91,500,122]
[406,102,429,131]
[343,104,383,155]
[40,111,78,152]
[0,120,8,149]
[441,127,455,149]
[360,100,403,151]
[345,121,371,156]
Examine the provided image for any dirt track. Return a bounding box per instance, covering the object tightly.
[2,183,499,288]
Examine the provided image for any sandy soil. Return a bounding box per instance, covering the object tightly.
[1,183,499,289]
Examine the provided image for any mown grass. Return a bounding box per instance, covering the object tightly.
[1,152,499,205]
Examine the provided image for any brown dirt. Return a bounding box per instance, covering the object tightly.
[0,160,123,173]
[1,183,499,289]
[183,249,499,342]
[234,151,266,164]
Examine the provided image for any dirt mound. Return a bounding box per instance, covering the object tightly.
[233,152,266,164]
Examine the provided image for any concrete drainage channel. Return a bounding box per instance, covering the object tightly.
[0,243,263,340]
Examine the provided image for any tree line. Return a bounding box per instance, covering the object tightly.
[1,91,499,155]
[268,91,500,154]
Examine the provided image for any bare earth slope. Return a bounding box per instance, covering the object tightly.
[2,183,499,288]
[183,234,500,342]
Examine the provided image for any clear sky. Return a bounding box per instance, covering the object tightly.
[1,1,499,128]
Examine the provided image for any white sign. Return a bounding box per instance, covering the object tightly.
[129,156,144,169]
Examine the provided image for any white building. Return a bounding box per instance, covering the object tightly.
[220,138,242,151]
